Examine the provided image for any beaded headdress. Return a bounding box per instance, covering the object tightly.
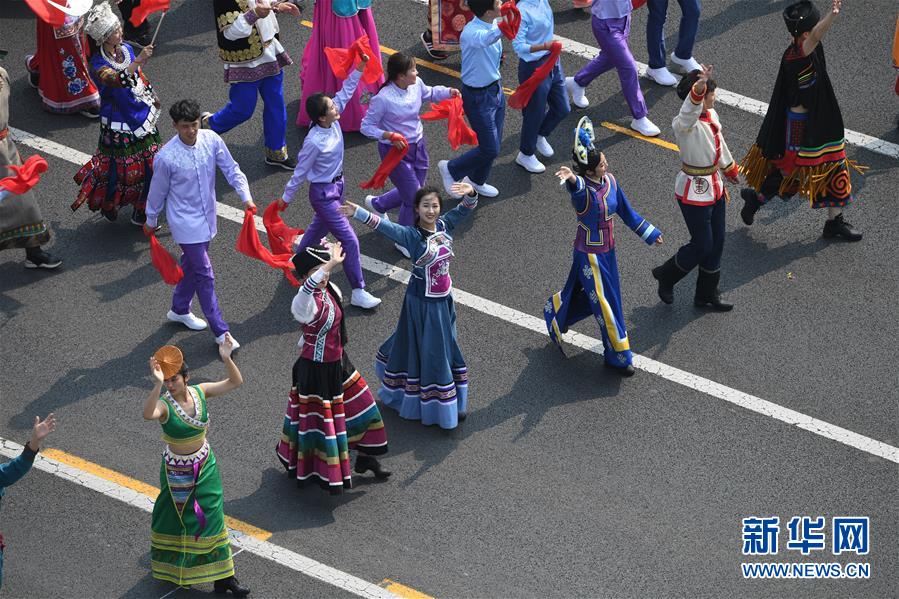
[783,1,820,37]
[572,116,597,168]
[84,2,121,44]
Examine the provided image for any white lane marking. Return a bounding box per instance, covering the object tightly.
[11,129,899,465]
[0,439,399,599]
[554,34,899,160]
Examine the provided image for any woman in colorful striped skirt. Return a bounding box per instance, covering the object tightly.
[143,339,249,597]
[340,182,478,430]
[277,242,390,494]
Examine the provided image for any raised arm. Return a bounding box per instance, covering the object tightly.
[419,78,456,104]
[440,183,478,234]
[199,335,244,398]
[555,166,590,214]
[468,21,503,48]
[143,357,168,421]
[222,0,269,41]
[340,201,418,247]
[802,0,841,57]
[672,65,712,133]
[291,243,345,323]
[334,69,364,115]
[0,414,55,487]
[614,183,662,245]
[213,134,254,207]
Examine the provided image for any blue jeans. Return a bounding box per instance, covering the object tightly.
[517,58,570,156]
[646,0,701,69]
[208,70,288,159]
[675,196,726,272]
[447,83,505,186]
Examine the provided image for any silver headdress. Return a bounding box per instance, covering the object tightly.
[84,2,121,44]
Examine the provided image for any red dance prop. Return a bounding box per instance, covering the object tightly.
[360,133,409,189]
[632,0,648,9]
[262,201,303,256]
[129,0,170,26]
[324,34,384,85]
[146,231,184,285]
[236,205,302,286]
[420,97,478,150]
[0,155,48,195]
[498,1,521,40]
[508,42,562,110]
[23,0,67,28]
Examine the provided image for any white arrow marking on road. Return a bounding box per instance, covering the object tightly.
[0,438,402,599]
[10,126,899,465]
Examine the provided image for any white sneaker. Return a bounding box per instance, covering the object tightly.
[438,160,461,199]
[394,242,411,259]
[215,332,240,350]
[364,195,389,221]
[463,177,499,198]
[646,66,678,86]
[565,76,589,108]
[670,53,702,75]
[536,136,554,157]
[351,288,381,309]
[167,310,208,331]
[515,152,546,173]
[630,116,661,137]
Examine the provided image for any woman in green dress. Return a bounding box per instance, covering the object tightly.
[143,336,248,596]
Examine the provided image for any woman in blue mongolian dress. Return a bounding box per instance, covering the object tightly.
[277,241,390,494]
[143,339,249,596]
[545,117,664,377]
[340,181,478,429]
[73,2,161,226]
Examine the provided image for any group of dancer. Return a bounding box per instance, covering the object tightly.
[0,0,877,595]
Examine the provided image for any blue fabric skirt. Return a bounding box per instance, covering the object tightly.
[375,290,468,429]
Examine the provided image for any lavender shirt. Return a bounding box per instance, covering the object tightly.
[592,0,632,20]
[282,70,362,202]
[145,130,251,244]
[360,78,453,145]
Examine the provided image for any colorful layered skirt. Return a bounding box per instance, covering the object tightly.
[375,291,468,430]
[72,125,161,217]
[26,19,99,115]
[277,353,387,494]
[150,442,234,586]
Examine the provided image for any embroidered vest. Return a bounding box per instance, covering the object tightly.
[159,385,209,445]
[299,288,344,363]
[414,231,454,298]
[214,0,275,63]
[574,176,616,255]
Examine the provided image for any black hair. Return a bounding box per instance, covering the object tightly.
[306,93,331,127]
[177,361,190,379]
[413,186,443,222]
[676,70,717,101]
[385,52,415,85]
[572,148,603,177]
[169,99,202,123]
[467,0,496,18]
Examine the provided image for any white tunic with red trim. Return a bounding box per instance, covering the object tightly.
[671,88,738,205]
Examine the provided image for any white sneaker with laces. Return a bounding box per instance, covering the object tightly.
[215,332,240,350]
[351,288,381,309]
[670,53,702,75]
[168,310,208,331]
[630,116,661,137]
[646,66,678,86]
[364,195,389,221]
[565,76,589,108]
[394,242,411,259]
[438,160,461,199]
[463,177,499,198]
[536,136,554,157]
[515,152,546,173]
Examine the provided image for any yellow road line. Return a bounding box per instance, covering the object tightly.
[380,579,436,599]
[42,447,272,541]
[600,121,680,152]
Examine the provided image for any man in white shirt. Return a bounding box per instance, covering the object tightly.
[145,99,256,348]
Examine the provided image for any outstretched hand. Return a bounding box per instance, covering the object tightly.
[555,166,576,184]
[326,241,346,266]
[273,0,301,16]
[29,413,56,451]
[831,0,841,15]
[338,201,359,217]
[218,333,236,360]
[451,181,475,197]
[149,356,164,383]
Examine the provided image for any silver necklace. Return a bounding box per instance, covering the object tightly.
[101,43,131,70]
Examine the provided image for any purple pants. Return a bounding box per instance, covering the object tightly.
[573,15,648,120]
[370,139,429,227]
[171,241,229,338]
[298,179,365,289]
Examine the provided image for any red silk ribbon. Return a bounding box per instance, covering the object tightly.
[146,231,184,285]
[324,34,384,85]
[498,1,521,40]
[508,42,562,110]
[0,155,48,195]
[236,204,302,286]
[420,97,478,150]
[360,133,409,189]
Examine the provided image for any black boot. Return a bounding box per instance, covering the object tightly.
[354,454,391,479]
[822,213,862,242]
[651,256,689,304]
[214,575,250,597]
[693,269,733,312]
[25,247,62,270]
[604,362,636,377]
[740,188,762,225]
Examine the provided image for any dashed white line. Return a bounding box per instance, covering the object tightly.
[10,126,898,465]
[0,438,401,599]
